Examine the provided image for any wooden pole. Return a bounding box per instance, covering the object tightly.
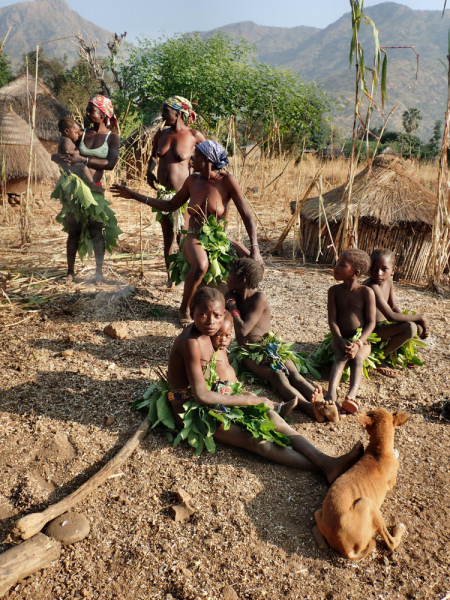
[0,534,61,597]
[12,418,150,541]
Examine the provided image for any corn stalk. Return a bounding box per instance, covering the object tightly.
[335,0,387,253]
[428,31,450,291]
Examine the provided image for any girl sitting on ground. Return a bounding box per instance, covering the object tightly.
[160,286,363,481]
[363,248,429,377]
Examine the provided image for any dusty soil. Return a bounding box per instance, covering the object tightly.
[1,192,450,600]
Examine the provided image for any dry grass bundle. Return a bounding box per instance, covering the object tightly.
[0,109,60,182]
[0,74,69,142]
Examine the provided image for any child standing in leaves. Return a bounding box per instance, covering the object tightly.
[325,249,376,415]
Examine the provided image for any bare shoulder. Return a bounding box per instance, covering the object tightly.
[360,285,375,300]
[191,129,206,143]
[362,276,374,288]
[328,284,341,296]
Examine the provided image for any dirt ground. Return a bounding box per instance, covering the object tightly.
[1,192,450,600]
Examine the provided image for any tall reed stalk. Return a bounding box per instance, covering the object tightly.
[428,31,450,290]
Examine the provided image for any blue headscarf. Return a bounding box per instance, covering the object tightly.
[197,140,229,170]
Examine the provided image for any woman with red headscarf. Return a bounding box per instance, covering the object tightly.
[52,95,121,282]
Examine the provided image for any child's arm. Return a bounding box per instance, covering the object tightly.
[183,339,275,408]
[51,138,82,165]
[225,291,266,344]
[328,286,349,354]
[345,287,376,361]
[372,281,428,336]
[111,177,191,211]
[225,174,264,268]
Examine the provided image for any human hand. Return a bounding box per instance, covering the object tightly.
[148,172,158,191]
[258,397,276,410]
[344,341,358,360]
[418,316,429,339]
[225,291,238,306]
[65,150,85,164]
[250,246,265,270]
[111,184,134,200]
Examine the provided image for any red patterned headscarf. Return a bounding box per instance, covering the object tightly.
[89,95,118,130]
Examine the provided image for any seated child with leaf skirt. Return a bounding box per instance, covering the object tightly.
[362,248,428,377]
[225,258,335,422]
[134,286,363,481]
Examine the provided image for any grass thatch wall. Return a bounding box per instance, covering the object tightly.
[0,75,69,142]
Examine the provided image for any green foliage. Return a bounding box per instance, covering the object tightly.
[402,107,423,135]
[0,48,14,87]
[229,332,322,382]
[115,33,331,148]
[52,170,122,259]
[168,214,234,286]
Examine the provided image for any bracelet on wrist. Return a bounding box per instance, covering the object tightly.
[226,298,236,305]
[354,339,363,349]
[251,243,259,247]
[230,309,241,318]
[85,157,89,166]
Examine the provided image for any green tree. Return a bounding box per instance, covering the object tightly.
[0,50,14,87]
[115,33,330,150]
[401,107,423,135]
[428,119,442,157]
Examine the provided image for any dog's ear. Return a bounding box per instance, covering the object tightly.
[358,414,373,429]
[392,411,411,427]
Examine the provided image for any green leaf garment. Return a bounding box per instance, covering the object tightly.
[51,170,122,260]
[152,183,188,234]
[229,331,322,383]
[310,317,426,382]
[167,214,237,286]
[132,352,291,456]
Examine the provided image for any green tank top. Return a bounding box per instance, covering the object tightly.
[79,130,111,159]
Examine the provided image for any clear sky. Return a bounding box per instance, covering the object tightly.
[0,0,447,39]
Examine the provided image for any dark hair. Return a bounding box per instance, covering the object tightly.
[371,248,396,265]
[341,249,370,274]
[190,287,225,312]
[231,257,264,288]
[58,117,81,133]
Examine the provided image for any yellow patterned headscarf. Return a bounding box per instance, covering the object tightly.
[164,96,196,124]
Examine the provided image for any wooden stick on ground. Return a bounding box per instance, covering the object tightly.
[269,168,322,254]
[11,417,150,541]
[0,534,61,597]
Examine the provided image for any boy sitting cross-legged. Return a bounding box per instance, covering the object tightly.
[363,248,429,377]
[225,258,337,422]
[325,249,376,415]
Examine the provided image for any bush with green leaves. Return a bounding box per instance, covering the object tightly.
[114,33,331,150]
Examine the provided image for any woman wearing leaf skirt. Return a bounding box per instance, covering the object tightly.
[112,140,264,326]
[52,95,121,282]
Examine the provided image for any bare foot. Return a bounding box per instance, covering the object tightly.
[323,441,364,485]
[65,273,74,284]
[311,387,326,423]
[341,396,359,414]
[278,397,298,417]
[318,400,340,423]
[94,271,105,283]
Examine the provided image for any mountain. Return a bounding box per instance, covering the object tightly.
[201,4,450,141]
[0,0,112,66]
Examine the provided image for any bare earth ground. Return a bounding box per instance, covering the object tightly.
[1,189,450,600]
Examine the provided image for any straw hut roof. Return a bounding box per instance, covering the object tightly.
[0,107,60,180]
[0,74,69,141]
[301,155,435,228]
[380,146,397,156]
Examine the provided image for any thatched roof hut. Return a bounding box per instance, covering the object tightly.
[0,75,69,153]
[319,144,345,160]
[298,155,435,283]
[380,146,397,156]
[0,107,60,195]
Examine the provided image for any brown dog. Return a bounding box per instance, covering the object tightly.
[313,408,410,560]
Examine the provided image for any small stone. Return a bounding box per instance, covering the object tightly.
[140,368,150,376]
[105,416,115,426]
[181,567,193,577]
[46,511,90,544]
[61,350,74,358]
[175,487,192,504]
[81,590,89,598]
[172,502,195,522]
[222,586,239,600]
[383,556,390,566]
[104,322,128,340]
